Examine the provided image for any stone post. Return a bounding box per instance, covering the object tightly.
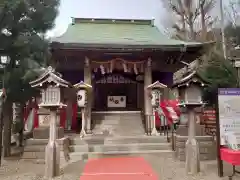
[45,109,60,178]
[84,57,92,134]
[144,58,152,115]
[185,107,200,174]
[80,108,86,138]
[151,107,159,135]
[144,58,153,134]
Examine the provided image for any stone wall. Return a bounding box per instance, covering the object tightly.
[175,135,216,161]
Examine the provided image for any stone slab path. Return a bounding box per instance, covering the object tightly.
[0,154,239,180]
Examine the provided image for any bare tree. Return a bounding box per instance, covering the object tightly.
[225,0,240,27]
[163,0,216,41]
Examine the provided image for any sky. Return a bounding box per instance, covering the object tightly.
[47,0,169,37]
[48,0,230,38]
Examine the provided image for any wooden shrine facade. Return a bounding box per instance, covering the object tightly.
[50,17,209,133]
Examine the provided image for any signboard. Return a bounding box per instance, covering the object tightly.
[107,96,126,108]
[218,88,240,146]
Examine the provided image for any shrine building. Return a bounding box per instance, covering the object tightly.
[50,18,207,133]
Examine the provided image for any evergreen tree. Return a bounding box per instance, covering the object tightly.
[200,50,238,106]
[0,0,60,159]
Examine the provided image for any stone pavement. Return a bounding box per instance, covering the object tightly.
[0,154,239,180]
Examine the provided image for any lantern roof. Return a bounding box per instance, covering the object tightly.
[74,81,92,89]
[30,66,71,88]
[146,81,167,89]
[172,70,208,88]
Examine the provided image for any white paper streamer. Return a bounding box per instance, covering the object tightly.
[122,63,127,72]
[100,65,105,74]
[134,64,138,74]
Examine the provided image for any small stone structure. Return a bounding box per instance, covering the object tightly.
[34,108,64,139]
[22,67,71,178]
[174,125,216,161]
[172,70,207,125]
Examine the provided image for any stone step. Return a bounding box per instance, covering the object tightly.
[21,151,64,159]
[25,137,69,146]
[21,152,67,164]
[69,150,173,162]
[70,136,168,145]
[69,142,171,152]
[92,112,144,136]
[24,144,66,152]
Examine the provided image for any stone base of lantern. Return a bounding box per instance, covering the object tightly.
[33,127,64,139]
[45,141,61,178]
[185,139,200,174]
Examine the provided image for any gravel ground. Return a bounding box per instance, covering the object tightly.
[0,154,239,180]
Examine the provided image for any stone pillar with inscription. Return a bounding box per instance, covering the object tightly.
[84,57,92,134]
[144,58,152,115]
[144,59,153,134]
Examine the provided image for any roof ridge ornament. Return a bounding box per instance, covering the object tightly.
[47,66,55,72]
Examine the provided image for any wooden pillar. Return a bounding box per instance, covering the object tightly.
[144,58,152,115]
[84,57,92,134]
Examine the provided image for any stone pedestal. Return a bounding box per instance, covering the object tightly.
[45,141,60,178]
[33,127,64,139]
[185,109,200,174]
[34,108,64,139]
[45,110,60,178]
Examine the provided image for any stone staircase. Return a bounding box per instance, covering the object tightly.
[67,111,173,163]
[68,135,173,162]
[92,111,145,136]
[21,111,173,164]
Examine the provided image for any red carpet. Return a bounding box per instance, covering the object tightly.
[80,157,158,180]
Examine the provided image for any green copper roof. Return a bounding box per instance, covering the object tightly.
[51,18,203,49]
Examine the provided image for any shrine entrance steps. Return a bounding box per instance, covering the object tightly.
[68,135,173,163]
[68,111,172,162]
[91,111,145,136]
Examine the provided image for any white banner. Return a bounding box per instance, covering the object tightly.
[107,96,126,108]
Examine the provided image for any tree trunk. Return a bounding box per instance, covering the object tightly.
[3,101,12,157]
[18,103,24,147]
[200,2,207,41]
[180,14,186,39]
[0,101,4,166]
[189,22,195,40]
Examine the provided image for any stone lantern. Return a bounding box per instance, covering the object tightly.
[29,66,71,178]
[173,71,206,174]
[74,81,92,138]
[172,71,206,125]
[146,81,167,136]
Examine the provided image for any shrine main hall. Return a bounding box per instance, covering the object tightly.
[50,17,206,133]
